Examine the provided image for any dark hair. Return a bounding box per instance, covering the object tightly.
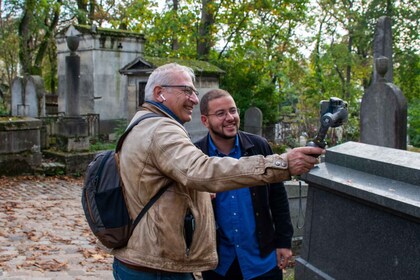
[200,89,232,115]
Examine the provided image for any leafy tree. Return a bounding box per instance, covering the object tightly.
[17,0,61,76]
[197,0,215,60]
[408,100,420,147]
[0,15,19,91]
[217,51,280,125]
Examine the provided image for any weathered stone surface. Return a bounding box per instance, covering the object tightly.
[244,107,263,136]
[360,15,407,150]
[0,117,42,175]
[295,141,420,279]
[360,56,407,149]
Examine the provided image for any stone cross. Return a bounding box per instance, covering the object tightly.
[244,107,263,136]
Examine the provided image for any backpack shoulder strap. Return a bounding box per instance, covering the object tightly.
[113,112,167,231]
[115,112,160,153]
[130,185,169,234]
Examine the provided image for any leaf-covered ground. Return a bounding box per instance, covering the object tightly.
[0,175,114,279]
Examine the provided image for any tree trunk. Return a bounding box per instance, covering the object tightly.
[171,0,179,51]
[33,1,61,76]
[345,0,354,101]
[89,0,95,24]
[197,0,215,60]
[345,33,352,100]
[18,0,36,76]
[315,14,328,94]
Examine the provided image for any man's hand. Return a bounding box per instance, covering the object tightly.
[276,248,293,270]
[286,147,325,176]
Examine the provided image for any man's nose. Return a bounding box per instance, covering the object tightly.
[190,93,199,104]
[225,111,235,120]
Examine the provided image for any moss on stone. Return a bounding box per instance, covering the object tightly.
[75,25,146,39]
[144,56,225,75]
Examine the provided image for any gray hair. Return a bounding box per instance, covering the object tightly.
[144,63,196,101]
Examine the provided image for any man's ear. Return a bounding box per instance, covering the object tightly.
[201,115,210,127]
[152,86,162,101]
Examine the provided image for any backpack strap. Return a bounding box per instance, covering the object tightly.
[114,112,169,233]
[115,112,161,153]
[130,185,169,235]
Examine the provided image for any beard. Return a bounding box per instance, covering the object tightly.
[209,123,238,140]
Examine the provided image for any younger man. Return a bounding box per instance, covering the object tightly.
[195,89,293,280]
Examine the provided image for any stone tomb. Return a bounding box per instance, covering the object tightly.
[295,141,420,279]
[0,117,42,175]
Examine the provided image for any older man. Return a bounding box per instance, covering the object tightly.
[112,63,323,280]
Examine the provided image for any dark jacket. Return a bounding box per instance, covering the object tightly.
[194,131,294,256]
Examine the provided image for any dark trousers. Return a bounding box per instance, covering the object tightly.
[202,258,282,280]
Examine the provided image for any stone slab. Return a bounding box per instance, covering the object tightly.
[296,141,420,279]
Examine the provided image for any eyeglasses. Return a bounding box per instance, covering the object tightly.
[206,107,240,120]
[161,85,199,97]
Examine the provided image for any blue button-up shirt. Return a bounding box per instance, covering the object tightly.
[208,135,277,280]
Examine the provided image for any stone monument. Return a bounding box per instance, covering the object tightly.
[244,107,263,136]
[11,76,46,117]
[295,141,420,279]
[56,26,90,152]
[372,16,393,83]
[360,16,407,150]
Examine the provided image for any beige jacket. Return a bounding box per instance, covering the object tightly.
[112,103,291,272]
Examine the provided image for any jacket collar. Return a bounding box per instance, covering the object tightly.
[144,101,184,125]
[199,131,255,155]
[237,131,255,152]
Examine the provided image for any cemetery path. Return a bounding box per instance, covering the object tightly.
[0,175,114,279]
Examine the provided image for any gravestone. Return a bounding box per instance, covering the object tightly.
[11,76,46,117]
[11,77,24,116]
[360,56,407,149]
[295,141,420,280]
[26,76,46,117]
[360,15,407,150]
[244,107,262,136]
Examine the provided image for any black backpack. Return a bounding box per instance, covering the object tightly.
[82,112,168,249]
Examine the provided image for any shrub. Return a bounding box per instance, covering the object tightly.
[408,100,420,147]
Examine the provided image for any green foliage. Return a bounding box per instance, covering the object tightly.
[0,102,9,117]
[89,119,128,152]
[408,100,420,147]
[113,119,130,140]
[395,51,420,103]
[269,143,288,155]
[89,141,116,152]
[0,18,19,87]
[216,56,280,126]
[1,0,418,150]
